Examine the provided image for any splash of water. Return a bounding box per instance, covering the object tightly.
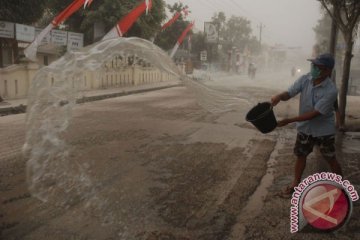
[23,37,242,210]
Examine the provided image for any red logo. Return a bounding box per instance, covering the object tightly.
[301,183,350,231]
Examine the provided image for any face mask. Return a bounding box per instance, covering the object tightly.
[310,64,321,79]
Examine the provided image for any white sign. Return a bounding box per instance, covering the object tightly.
[204,22,218,43]
[67,32,84,51]
[0,21,15,39]
[200,50,207,61]
[51,29,67,46]
[16,23,35,42]
[35,28,51,45]
[18,42,30,48]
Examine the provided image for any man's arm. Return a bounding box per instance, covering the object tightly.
[277,110,321,127]
[271,75,306,106]
[271,91,291,106]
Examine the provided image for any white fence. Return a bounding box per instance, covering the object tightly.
[0,62,180,100]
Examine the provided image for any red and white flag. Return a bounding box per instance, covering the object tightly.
[102,0,152,40]
[161,7,188,31]
[24,0,94,61]
[170,21,194,58]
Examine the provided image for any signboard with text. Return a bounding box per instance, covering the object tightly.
[204,22,218,43]
[0,21,15,39]
[35,27,51,45]
[1,22,85,51]
[200,50,207,61]
[15,23,35,42]
[51,29,67,46]
[67,32,84,51]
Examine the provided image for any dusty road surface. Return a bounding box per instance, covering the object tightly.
[1,71,360,240]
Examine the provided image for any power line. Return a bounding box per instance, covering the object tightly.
[226,0,263,24]
[196,0,219,13]
[258,23,265,44]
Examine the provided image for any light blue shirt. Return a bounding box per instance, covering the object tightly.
[287,73,337,137]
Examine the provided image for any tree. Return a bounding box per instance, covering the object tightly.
[219,15,260,57]
[223,16,252,50]
[155,2,190,51]
[319,0,360,128]
[198,12,260,66]
[0,0,47,24]
[313,13,333,53]
[127,0,166,39]
[191,32,206,57]
[211,11,226,39]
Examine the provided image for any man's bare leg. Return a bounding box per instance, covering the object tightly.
[292,155,307,187]
[327,157,343,176]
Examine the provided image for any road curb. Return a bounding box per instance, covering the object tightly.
[0,83,183,117]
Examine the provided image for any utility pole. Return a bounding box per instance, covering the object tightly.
[329,8,338,56]
[258,23,265,45]
[328,6,341,129]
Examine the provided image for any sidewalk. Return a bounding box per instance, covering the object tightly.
[0,80,182,116]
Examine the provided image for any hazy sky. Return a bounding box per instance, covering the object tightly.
[165,0,322,54]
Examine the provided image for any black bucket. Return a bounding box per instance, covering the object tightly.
[246,102,277,134]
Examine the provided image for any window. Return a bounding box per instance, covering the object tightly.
[1,47,13,67]
[15,80,18,95]
[4,80,8,97]
[44,56,49,66]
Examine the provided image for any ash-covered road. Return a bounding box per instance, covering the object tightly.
[1,70,360,239]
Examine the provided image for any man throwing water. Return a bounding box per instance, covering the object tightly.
[271,53,342,196]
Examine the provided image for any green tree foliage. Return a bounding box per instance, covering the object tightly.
[313,11,346,58]
[208,12,260,58]
[190,11,260,65]
[246,36,261,55]
[223,16,252,51]
[211,11,226,35]
[0,0,47,24]
[154,2,190,51]
[190,32,206,57]
[127,0,166,39]
[313,13,332,53]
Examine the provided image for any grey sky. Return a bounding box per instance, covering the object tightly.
[165,0,322,54]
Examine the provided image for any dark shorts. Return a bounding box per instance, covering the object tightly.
[294,132,336,160]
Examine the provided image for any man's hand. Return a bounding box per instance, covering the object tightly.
[271,95,281,106]
[277,118,291,127]
[271,92,291,106]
